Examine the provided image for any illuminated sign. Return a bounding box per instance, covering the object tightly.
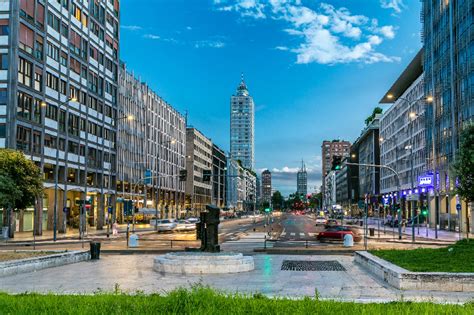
[418,175,434,187]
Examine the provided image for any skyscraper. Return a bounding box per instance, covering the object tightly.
[261,170,272,204]
[230,74,255,170]
[297,160,308,197]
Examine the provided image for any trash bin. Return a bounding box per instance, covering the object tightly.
[369,228,375,236]
[129,234,139,247]
[343,234,354,247]
[90,242,101,260]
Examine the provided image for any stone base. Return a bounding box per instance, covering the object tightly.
[153,252,254,274]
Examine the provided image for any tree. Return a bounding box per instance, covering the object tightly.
[365,107,383,126]
[309,192,322,209]
[0,149,43,237]
[271,191,283,210]
[452,124,474,235]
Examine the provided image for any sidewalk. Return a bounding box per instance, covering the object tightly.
[363,218,472,242]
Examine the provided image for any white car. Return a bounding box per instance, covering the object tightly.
[175,220,196,232]
[315,217,328,225]
[155,219,177,232]
[186,217,200,224]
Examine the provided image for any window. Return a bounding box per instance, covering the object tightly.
[18,57,32,87]
[46,42,59,61]
[36,3,45,28]
[60,51,68,66]
[19,23,34,54]
[47,12,60,33]
[32,99,41,123]
[46,72,59,91]
[61,22,68,37]
[35,35,43,59]
[0,53,7,70]
[16,125,31,152]
[20,0,35,22]
[58,109,66,132]
[0,89,6,105]
[0,123,5,138]
[60,79,67,95]
[34,67,42,91]
[17,92,32,120]
[0,20,9,35]
[44,134,57,148]
[69,29,81,56]
[45,104,57,121]
[70,56,80,74]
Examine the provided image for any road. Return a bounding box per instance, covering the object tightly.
[278,213,322,241]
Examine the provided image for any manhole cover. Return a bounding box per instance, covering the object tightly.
[281,260,346,271]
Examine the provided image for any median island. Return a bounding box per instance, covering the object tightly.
[369,239,474,273]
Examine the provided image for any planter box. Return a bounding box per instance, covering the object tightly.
[355,251,474,292]
[0,250,90,278]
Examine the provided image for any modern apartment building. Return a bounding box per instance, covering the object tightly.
[117,63,186,221]
[352,115,381,200]
[422,0,473,232]
[212,143,226,209]
[185,127,212,215]
[230,74,254,170]
[1,0,120,235]
[226,158,256,212]
[261,169,271,204]
[296,160,307,198]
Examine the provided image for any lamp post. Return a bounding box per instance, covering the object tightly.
[51,97,77,242]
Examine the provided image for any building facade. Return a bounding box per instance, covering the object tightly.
[296,160,307,198]
[230,75,254,170]
[226,158,256,212]
[117,63,186,221]
[1,0,120,235]
[212,143,226,209]
[321,140,351,179]
[422,0,473,232]
[261,169,271,204]
[185,127,212,215]
[379,51,427,225]
[352,115,381,199]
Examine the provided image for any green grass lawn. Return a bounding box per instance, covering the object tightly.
[0,286,472,315]
[370,239,474,272]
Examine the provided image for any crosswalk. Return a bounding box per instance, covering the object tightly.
[279,231,318,239]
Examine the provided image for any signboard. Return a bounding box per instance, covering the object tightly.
[406,194,419,201]
[75,200,91,205]
[456,204,461,211]
[418,174,434,187]
[144,169,152,185]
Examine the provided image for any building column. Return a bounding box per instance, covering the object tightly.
[97,193,105,230]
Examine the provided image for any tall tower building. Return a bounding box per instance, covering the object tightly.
[230,74,255,170]
[261,170,272,203]
[297,160,308,197]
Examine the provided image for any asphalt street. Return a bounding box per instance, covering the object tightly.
[278,214,323,241]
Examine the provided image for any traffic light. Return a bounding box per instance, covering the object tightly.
[422,209,428,216]
[179,169,187,181]
[203,169,212,182]
[331,156,343,171]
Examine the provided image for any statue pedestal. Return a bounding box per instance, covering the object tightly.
[153,252,254,274]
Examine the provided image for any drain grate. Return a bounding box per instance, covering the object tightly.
[281,260,346,271]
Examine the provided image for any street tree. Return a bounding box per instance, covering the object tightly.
[0,149,43,237]
[271,191,283,210]
[365,107,383,126]
[452,124,474,235]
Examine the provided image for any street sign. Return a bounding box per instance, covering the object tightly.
[406,194,419,201]
[456,204,461,211]
[63,207,68,213]
[264,208,271,213]
[144,169,152,184]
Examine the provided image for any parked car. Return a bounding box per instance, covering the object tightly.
[175,220,196,232]
[315,217,328,225]
[155,219,177,232]
[186,217,200,224]
[317,226,362,242]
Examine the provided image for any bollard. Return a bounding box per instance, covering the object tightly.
[90,242,101,260]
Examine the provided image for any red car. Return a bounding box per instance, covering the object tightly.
[317,226,362,242]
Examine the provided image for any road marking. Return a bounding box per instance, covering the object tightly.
[308,233,316,237]
[299,233,305,237]
[290,232,295,236]
[280,232,286,237]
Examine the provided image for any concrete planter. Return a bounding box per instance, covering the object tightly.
[0,250,90,278]
[355,251,474,292]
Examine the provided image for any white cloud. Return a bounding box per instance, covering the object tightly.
[213,1,399,65]
[380,0,404,13]
[186,26,193,30]
[121,25,142,31]
[143,34,160,40]
[194,40,226,48]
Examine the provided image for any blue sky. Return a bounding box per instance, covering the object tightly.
[120,0,422,196]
